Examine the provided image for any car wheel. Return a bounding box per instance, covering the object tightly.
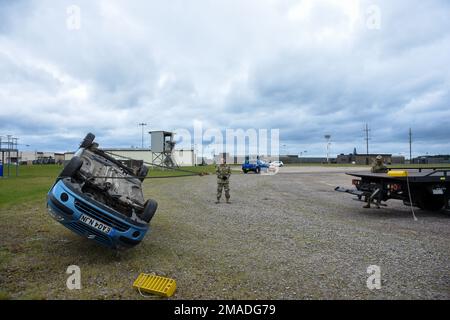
[142,199,158,223]
[255,167,261,174]
[138,165,149,182]
[80,133,95,148]
[243,169,248,174]
[59,156,83,178]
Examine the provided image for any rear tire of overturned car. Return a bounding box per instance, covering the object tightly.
[59,156,83,178]
[80,133,95,148]
[142,199,158,223]
[138,165,149,182]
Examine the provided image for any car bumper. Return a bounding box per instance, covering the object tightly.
[47,179,149,249]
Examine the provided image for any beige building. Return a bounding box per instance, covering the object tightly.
[16,151,64,164]
[337,153,395,165]
[64,148,197,167]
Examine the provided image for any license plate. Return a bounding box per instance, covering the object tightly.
[432,188,444,195]
[79,214,112,234]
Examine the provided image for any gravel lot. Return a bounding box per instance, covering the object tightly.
[1,166,449,299]
[141,166,449,299]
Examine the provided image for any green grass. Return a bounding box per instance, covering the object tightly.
[0,165,61,207]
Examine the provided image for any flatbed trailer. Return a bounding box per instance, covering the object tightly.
[335,167,450,211]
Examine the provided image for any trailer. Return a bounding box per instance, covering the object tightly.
[335,167,450,211]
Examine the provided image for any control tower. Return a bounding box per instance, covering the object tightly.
[149,131,178,168]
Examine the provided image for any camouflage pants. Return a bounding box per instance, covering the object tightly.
[217,183,230,200]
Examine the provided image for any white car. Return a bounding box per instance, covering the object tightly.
[270,161,284,167]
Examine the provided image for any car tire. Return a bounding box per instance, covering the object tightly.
[142,199,158,223]
[255,167,261,174]
[138,165,149,182]
[80,133,95,148]
[243,169,248,174]
[59,156,83,178]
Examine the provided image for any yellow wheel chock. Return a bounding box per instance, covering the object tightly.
[133,273,177,297]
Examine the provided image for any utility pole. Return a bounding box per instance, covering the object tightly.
[409,128,412,164]
[13,137,18,176]
[364,123,370,155]
[138,123,147,149]
[7,135,11,177]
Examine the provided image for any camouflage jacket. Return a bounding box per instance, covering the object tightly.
[216,164,231,183]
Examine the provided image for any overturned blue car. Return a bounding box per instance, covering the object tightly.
[47,133,158,250]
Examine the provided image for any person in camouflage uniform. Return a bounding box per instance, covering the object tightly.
[364,155,388,209]
[371,155,388,173]
[216,158,231,204]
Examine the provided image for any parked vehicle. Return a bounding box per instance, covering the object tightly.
[336,167,450,212]
[242,159,270,174]
[47,133,158,249]
[270,160,284,167]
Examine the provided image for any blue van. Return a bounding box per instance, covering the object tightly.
[47,133,157,250]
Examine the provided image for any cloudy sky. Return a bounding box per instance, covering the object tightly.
[0,0,449,157]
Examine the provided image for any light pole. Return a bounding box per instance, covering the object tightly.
[409,128,413,164]
[324,135,331,163]
[138,123,147,149]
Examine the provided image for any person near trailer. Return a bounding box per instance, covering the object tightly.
[371,155,388,173]
[364,155,388,208]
